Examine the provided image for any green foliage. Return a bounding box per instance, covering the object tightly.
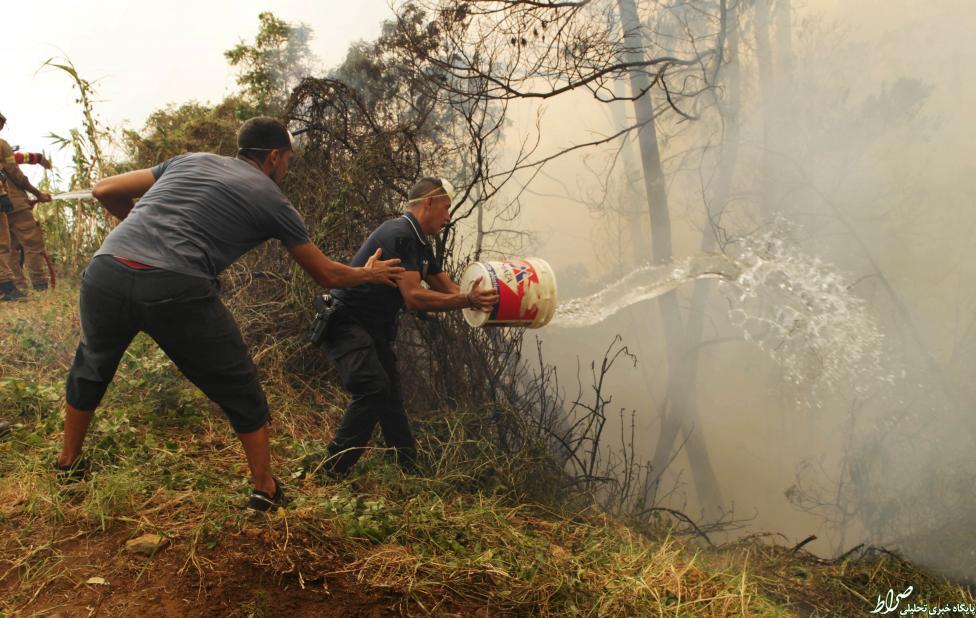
[0,378,61,422]
[3,315,60,361]
[321,490,396,544]
[123,98,244,168]
[80,464,149,528]
[111,334,208,428]
[224,12,315,115]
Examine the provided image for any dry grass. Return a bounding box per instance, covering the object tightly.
[1,283,972,616]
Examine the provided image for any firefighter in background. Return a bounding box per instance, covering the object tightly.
[7,210,53,291]
[0,110,53,301]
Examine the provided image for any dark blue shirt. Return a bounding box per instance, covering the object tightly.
[333,211,442,333]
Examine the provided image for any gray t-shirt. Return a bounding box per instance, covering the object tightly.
[96,152,310,278]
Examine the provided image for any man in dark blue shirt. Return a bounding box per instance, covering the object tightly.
[322,177,498,475]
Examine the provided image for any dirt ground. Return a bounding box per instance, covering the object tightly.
[6,528,448,617]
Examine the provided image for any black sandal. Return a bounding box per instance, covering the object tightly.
[55,458,90,483]
[246,477,287,513]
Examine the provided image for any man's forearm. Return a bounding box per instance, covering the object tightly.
[91,169,156,220]
[311,260,373,289]
[290,243,373,289]
[426,272,460,294]
[289,243,400,290]
[95,195,135,220]
[404,287,469,312]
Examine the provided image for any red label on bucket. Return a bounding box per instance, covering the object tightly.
[485,260,541,325]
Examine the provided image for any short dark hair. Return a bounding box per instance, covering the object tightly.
[408,177,447,203]
[237,116,291,162]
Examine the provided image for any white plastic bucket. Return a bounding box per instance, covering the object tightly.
[460,258,558,328]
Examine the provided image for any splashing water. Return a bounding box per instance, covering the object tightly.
[551,255,741,328]
[551,231,889,401]
[724,232,889,401]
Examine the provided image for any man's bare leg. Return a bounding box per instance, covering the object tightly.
[58,404,94,467]
[237,423,276,496]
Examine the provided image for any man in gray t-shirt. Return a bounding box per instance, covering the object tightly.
[56,117,403,513]
[96,151,312,278]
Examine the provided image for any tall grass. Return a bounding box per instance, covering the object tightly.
[37,57,118,273]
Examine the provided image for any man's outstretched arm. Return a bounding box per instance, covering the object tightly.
[398,271,497,313]
[91,169,157,220]
[288,243,404,289]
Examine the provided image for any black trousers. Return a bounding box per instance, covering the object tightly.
[323,312,415,474]
[65,255,270,433]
